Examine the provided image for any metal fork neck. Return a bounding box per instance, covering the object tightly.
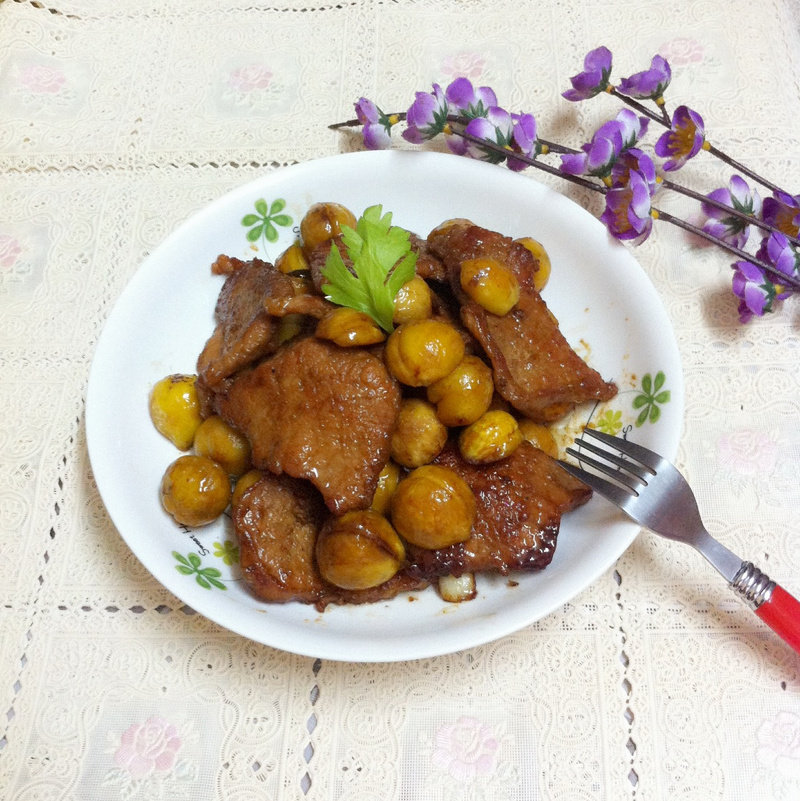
[730,562,776,609]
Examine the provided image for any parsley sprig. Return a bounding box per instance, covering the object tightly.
[321,205,418,332]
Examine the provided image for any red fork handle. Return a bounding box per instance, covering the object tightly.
[755,584,800,654]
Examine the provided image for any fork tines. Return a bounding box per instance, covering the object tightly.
[564,428,655,496]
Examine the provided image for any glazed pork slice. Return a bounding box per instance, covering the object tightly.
[235,472,329,605]
[216,337,401,515]
[427,221,541,291]
[197,257,278,388]
[197,256,331,388]
[234,472,428,609]
[461,287,618,422]
[406,441,592,579]
[427,223,617,422]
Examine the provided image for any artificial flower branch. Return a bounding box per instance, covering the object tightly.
[330,116,800,292]
[653,210,800,291]
[659,177,800,247]
[332,51,800,321]
[608,86,783,196]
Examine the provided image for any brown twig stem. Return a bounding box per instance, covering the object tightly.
[656,208,800,290]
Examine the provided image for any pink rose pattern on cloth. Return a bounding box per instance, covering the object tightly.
[113,716,182,779]
[440,52,487,83]
[756,711,800,780]
[19,63,67,94]
[99,714,199,798]
[716,428,779,477]
[228,64,273,93]
[658,37,705,65]
[431,716,500,782]
[0,235,22,270]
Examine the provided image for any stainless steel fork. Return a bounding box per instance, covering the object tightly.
[559,427,800,654]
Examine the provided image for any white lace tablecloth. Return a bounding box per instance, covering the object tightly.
[2,1,800,798]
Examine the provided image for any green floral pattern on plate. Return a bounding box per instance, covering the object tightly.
[241,198,292,252]
[588,371,672,435]
[173,551,227,591]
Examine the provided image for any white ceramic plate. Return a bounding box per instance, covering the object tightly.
[86,150,683,662]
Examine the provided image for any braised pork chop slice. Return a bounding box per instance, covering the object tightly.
[234,473,428,609]
[216,337,401,515]
[406,441,592,579]
[427,223,617,422]
[461,287,618,422]
[197,257,278,388]
[235,472,329,605]
[197,256,331,388]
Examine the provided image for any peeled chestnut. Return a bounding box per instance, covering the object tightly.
[459,410,523,464]
[315,510,405,591]
[384,319,465,387]
[459,257,520,316]
[518,419,559,458]
[300,202,357,255]
[231,468,264,508]
[390,465,476,549]
[149,373,202,451]
[160,454,231,527]
[393,275,433,324]
[426,355,494,427]
[390,398,448,468]
[514,236,552,292]
[193,415,252,477]
[316,307,386,347]
[370,461,402,516]
[275,242,310,275]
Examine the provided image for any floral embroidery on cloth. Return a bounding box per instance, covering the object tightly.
[431,716,500,782]
[104,716,197,799]
[756,711,800,779]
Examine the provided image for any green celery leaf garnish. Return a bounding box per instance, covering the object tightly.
[321,204,418,333]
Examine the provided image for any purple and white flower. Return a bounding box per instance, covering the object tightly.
[617,55,672,100]
[762,191,800,238]
[610,148,658,194]
[561,109,648,179]
[654,105,706,171]
[459,106,514,164]
[600,169,654,244]
[562,46,613,101]
[700,175,762,249]
[731,260,782,322]
[445,77,497,118]
[507,112,538,171]
[758,231,800,281]
[402,83,449,144]
[355,97,393,150]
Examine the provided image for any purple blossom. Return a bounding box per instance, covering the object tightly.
[654,105,706,171]
[459,106,514,164]
[560,109,648,179]
[615,108,649,147]
[562,46,613,101]
[758,231,800,281]
[507,112,537,171]
[600,169,654,244]
[731,260,784,322]
[732,232,797,321]
[610,148,657,194]
[762,191,800,238]
[617,55,672,100]
[355,97,393,150]
[445,77,497,118]
[700,175,762,249]
[402,83,449,144]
